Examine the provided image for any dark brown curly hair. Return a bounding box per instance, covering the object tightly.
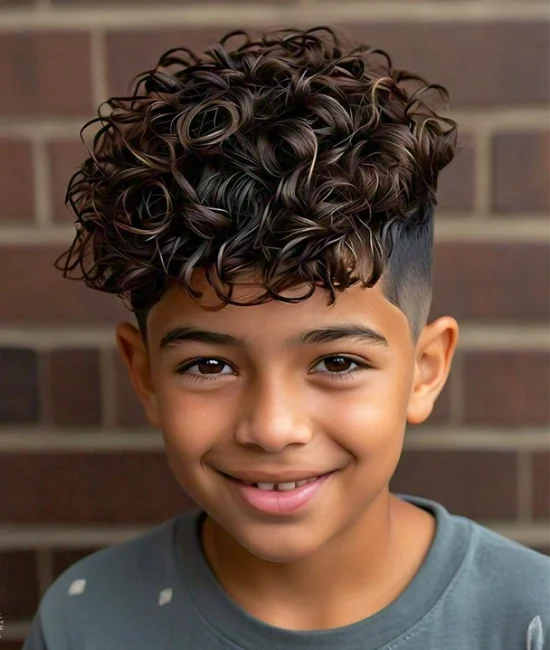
[56,26,457,339]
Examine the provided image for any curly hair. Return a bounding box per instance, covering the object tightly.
[56,26,457,339]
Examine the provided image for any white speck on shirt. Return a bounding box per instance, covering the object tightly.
[158,588,173,606]
[527,616,545,650]
[68,579,87,596]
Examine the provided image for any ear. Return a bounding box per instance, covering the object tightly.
[407,316,459,425]
[116,322,161,428]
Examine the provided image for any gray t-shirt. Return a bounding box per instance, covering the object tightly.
[23,494,549,649]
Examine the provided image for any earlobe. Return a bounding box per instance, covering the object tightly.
[115,322,161,428]
[406,316,459,425]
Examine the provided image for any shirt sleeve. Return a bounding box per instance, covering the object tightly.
[22,614,49,650]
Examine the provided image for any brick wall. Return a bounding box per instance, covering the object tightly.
[0,1,549,646]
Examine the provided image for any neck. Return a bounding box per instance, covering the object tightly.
[200,490,433,630]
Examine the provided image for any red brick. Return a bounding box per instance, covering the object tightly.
[52,548,103,580]
[533,452,550,520]
[0,348,39,424]
[105,24,549,106]
[0,32,93,116]
[391,450,518,519]
[44,348,102,427]
[437,133,475,212]
[0,452,195,524]
[463,352,549,426]
[492,131,550,213]
[106,29,228,96]
[0,140,34,223]
[431,243,549,322]
[47,140,89,223]
[112,350,151,428]
[0,551,40,618]
[530,546,550,557]
[0,246,126,325]
[345,22,549,106]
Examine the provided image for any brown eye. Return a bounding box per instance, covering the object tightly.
[323,356,354,372]
[194,359,226,374]
[176,358,234,379]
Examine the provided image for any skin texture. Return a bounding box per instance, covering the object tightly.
[117,270,458,630]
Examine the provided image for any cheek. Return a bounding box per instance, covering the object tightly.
[326,368,412,456]
[155,380,231,460]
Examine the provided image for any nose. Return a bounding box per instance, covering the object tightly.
[234,374,313,452]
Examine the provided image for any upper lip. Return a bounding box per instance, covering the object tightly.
[219,470,336,483]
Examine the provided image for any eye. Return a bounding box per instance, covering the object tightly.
[176,358,235,382]
[311,355,370,380]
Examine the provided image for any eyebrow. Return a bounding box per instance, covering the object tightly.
[159,324,389,350]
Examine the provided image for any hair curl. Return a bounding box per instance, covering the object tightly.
[56,26,457,331]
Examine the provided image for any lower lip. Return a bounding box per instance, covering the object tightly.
[226,473,334,514]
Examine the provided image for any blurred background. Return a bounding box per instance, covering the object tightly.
[0,0,549,646]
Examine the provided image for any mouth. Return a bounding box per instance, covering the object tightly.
[219,470,337,514]
[220,471,336,491]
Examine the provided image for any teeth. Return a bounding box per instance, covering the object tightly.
[254,477,320,491]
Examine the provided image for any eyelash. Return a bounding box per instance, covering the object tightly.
[175,356,371,383]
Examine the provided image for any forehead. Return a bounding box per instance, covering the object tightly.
[147,270,412,349]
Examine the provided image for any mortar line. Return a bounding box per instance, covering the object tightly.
[473,129,492,218]
[32,138,53,227]
[0,521,548,551]
[0,428,548,451]
[1,109,548,138]
[90,29,109,108]
[100,346,116,429]
[2,217,550,247]
[0,324,548,349]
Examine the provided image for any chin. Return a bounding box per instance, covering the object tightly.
[233,522,327,564]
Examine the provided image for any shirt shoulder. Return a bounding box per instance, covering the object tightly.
[454,517,549,648]
[32,516,184,650]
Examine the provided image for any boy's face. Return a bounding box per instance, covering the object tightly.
[117,271,457,563]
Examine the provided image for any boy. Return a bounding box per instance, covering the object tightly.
[24,27,548,650]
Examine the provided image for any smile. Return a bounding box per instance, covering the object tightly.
[221,471,336,514]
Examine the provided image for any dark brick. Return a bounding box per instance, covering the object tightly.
[113,351,151,428]
[0,246,126,325]
[0,32,93,116]
[431,243,550,322]
[463,352,549,426]
[52,547,103,580]
[530,546,550,557]
[0,551,40,618]
[533,452,550,520]
[0,348,39,424]
[492,131,550,213]
[345,22,549,106]
[0,140,34,223]
[0,452,195,524]
[47,140,89,223]
[106,29,229,96]
[106,23,549,106]
[44,348,102,427]
[436,133,475,212]
[391,450,518,520]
